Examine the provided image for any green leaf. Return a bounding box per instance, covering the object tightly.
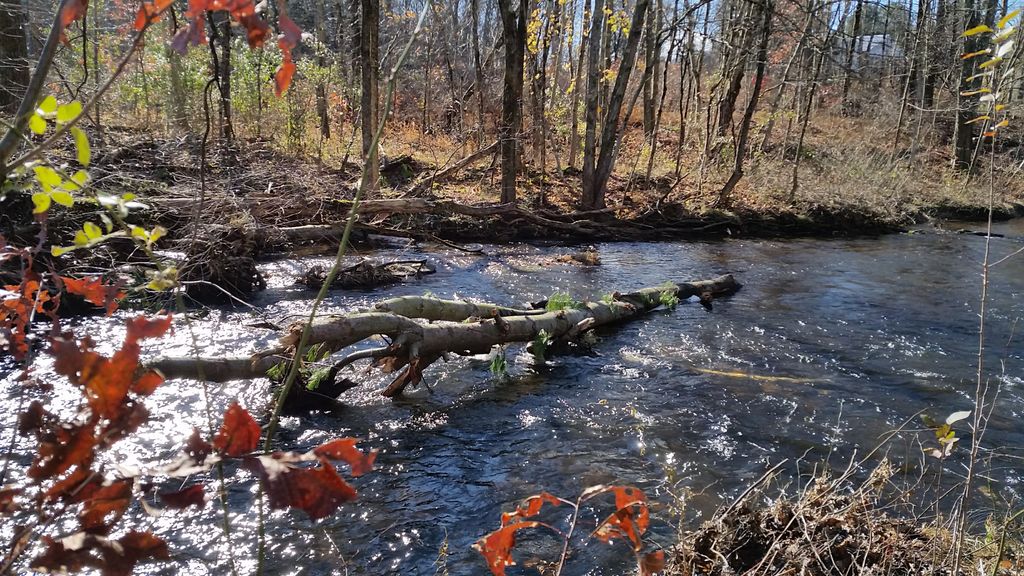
[70,127,90,165]
[29,114,46,135]
[73,230,89,245]
[70,169,89,186]
[32,192,51,213]
[998,9,1020,29]
[51,190,74,207]
[56,101,83,125]
[83,221,102,240]
[962,24,994,37]
[37,95,57,117]
[51,245,68,257]
[131,225,148,240]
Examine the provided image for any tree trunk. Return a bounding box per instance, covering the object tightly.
[360,0,381,193]
[0,0,29,112]
[585,0,651,209]
[567,0,591,169]
[581,0,606,206]
[167,18,190,131]
[954,0,981,170]
[471,0,487,147]
[717,0,771,206]
[498,0,526,203]
[314,0,331,140]
[149,275,742,399]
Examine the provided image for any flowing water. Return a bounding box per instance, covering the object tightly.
[3,224,1023,575]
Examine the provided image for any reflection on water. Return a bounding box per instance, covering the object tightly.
[2,229,1023,575]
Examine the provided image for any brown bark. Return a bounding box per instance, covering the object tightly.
[0,0,29,112]
[360,0,381,193]
[498,0,527,203]
[584,0,651,209]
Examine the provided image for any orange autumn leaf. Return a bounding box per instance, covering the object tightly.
[500,492,563,526]
[61,276,125,316]
[213,402,260,457]
[60,0,88,29]
[590,485,650,551]
[313,438,376,476]
[640,550,666,575]
[474,521,549,576]
[274,57,296,96]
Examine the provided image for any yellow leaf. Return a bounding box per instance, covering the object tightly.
[70,127,90,166]
[979,56,1004,69]
[51,190,74,207]
[960,88,992,96]
[29,114,46,135]
[73,230,89,245]
[71,169,89,186]
[148,226,167,243]
[130,225,148,240]
[31,192,51,213]
[962,24,994,37]
[56,101,83,125]
[83,221,102,240]
[994,26,1015,41]
[995,119,1009,128]
[966,115,992,124]
[998,9,1021,29]
[33,166,61,190]
[995,103,1007,111]
[37,95,57,117]
[51,245,68,257]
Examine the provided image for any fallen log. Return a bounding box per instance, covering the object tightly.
[297,259,436,290]
[149,275,740,398]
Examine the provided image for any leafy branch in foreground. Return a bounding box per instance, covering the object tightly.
[474,485,665,575]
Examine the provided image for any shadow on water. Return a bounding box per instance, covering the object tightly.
[2,229,1023,575]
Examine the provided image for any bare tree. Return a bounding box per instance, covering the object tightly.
[361,0,380,193]
[498,0,526,203]
[0,0,29,112]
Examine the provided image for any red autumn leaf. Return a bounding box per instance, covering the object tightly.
[2,278,49,359]
[159,484,206,509]
[125,314,173,343]
[274,56,296,97]
[313,438,376,477]
[473,521,549,576]
[60,0,88,29]
[640,550,666,575]
[78,479,132,533]
[31,531,168,576]
[101,401,149,446]
[0,487,20,514]
[171,16,207,54]
[17,400,47,436]
[29,423,96,480]
[186,427,213,463]
[213,402,261,457]
[62,276,125,316]
[51,335,133,421]
[238,14,270,47]
[131,370,164,396]
[500,492,563,527]
[44,464,92,502]
[246,455,358,519]
[278,13,301,51]
[591,486,649,551]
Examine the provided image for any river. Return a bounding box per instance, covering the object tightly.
[2,222,1023,575]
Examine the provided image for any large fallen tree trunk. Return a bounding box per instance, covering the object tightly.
[149,275,740,398]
